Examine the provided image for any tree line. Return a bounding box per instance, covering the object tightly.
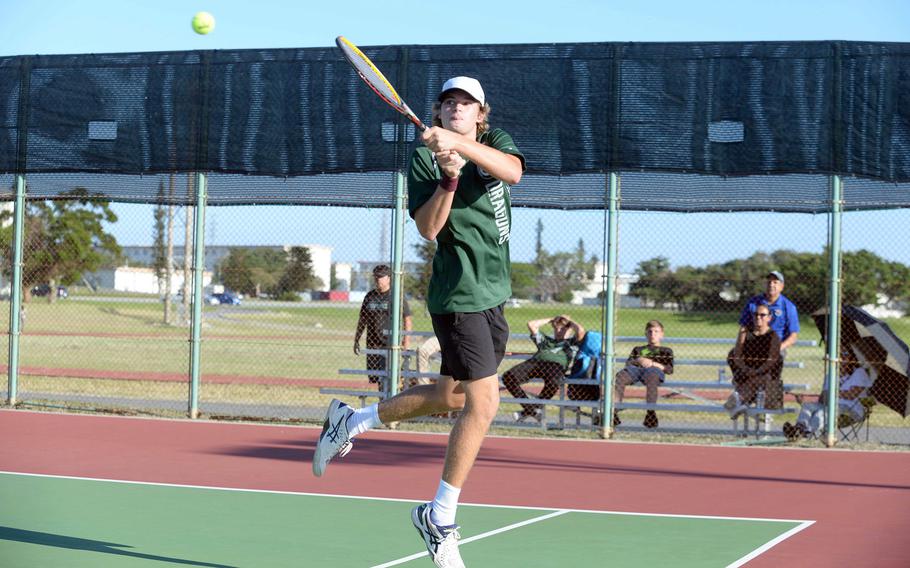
[216,246,322,300]
[630,249,910,314]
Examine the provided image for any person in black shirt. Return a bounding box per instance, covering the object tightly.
[614,320,674,429]
[724,304,781,417]
[354,265,412,390]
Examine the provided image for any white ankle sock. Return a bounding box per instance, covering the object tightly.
[346,404,381,438]
[430,479,461,527]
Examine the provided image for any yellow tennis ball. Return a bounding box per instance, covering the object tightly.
[192,12,215,35]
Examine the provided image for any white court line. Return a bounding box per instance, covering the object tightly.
[0,471,812,524]
[370,510,570,568]
[726,520,815,568]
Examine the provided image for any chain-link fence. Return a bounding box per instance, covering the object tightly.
[2,178,907,448]
[2,41,909,449]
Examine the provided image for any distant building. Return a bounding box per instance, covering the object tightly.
[86,266,212,295]
[333,262,352,291]
[572,263,640,307]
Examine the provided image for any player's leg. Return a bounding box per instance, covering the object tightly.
[502,359,538,418]
[412,304,508,568]
[612,368,635,425]
[642,368,663,428]
[440,374,500,486]
[537,361,563,402]
[313,372,461,478]
[378,377,463,422]
[411,379,498,568]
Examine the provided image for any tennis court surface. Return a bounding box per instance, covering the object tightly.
[1,410,908,567]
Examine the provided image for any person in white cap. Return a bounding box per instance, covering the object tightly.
[313,76,525,568]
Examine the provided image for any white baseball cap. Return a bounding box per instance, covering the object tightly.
[438,76,485,106]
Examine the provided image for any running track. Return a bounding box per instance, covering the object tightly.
[1,409,908,567]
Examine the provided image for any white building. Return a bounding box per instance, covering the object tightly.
[333,262,352,291]
[87,266,212,295]
[572,263,640,307]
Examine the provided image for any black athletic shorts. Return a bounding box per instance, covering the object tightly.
[431,303,509,380]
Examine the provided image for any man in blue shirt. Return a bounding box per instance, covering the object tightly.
[738,271,800,349]
[736,271,800,407]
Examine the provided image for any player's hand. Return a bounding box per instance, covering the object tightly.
[436,150,465,179]
[422,126,460,153]
[353,341,361,355]
[640,358,653,368]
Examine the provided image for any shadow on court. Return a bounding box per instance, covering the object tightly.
[211,436,447,468]
[0,526,237,568]
[213,436,910,492]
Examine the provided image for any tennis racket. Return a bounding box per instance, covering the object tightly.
[335,36,427,131]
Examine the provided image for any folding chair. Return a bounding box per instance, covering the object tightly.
[837,396,876,442]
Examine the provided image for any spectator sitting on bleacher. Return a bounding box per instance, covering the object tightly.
[737,270,800,403]
[503,315,585,423]
[724,305,782,418]
[613,320,674,429]
[783,348,873,441]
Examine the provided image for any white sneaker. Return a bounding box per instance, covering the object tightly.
[411,503,464,568]
[312,399,354,477]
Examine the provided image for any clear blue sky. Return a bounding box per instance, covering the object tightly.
[2,0,908,270]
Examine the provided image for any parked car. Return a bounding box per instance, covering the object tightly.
[32,284,68,299]
[212,292,241,305]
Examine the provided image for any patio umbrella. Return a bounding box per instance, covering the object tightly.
[812,305,910,417]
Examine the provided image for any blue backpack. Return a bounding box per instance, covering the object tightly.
[567,331,603,400]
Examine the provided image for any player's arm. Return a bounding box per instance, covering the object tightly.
[754,336,780,376]
[527,318,551,335]
[558,314,586,340]
[354,301,367,354]
[659,349,674,375]
[452,138,522,185]
[422,127,523,185]
[780,331,799,352]
[840,385,865,400]
[413,151,464,240]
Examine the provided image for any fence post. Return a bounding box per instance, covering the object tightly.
[601,172,620,438]
[388,171,406,399]
[8,57,30,407]
[188,172,208,418]
[6,174,26,406]
[823,174,844,447]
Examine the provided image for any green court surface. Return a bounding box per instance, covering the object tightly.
[0,472,808,567]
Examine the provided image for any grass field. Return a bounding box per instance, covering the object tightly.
[2,293,908,435]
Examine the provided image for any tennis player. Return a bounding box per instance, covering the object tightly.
[313,76,524,568]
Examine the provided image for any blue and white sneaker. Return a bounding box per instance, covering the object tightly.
[312,399,354,477]
[411,503,464,568]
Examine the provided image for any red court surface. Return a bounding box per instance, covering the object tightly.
[1,409,908,567]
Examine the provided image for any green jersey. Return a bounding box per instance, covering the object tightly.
[408,128,525,314]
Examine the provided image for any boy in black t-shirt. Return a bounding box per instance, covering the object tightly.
[614,320,674,429]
